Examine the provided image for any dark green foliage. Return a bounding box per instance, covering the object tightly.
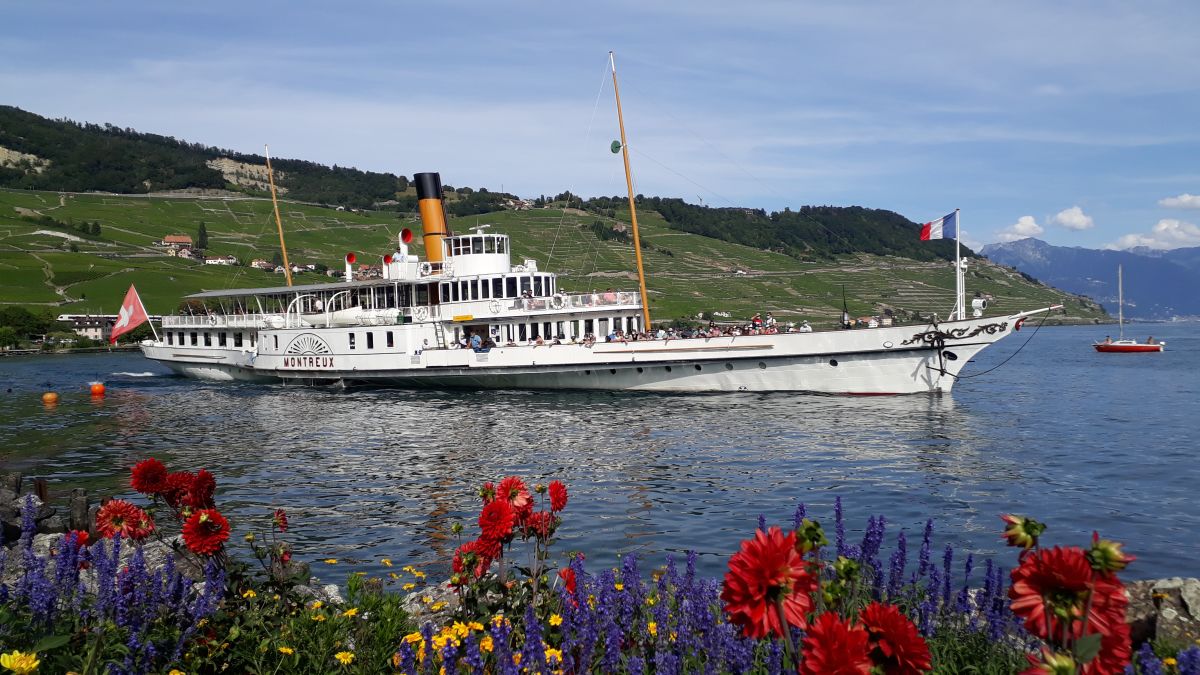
[0,106,407,208]
[197,221,209,250]
[0,305,60,338]
[445,190,517,217]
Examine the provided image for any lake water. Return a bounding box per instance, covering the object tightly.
[1,322,1196,582]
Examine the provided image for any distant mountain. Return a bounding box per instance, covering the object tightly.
[981,238,1200,319]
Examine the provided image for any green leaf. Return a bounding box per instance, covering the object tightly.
[1073,633,1103,663]
[32,634,71,652]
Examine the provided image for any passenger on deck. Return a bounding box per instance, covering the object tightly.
[470,333,483,352]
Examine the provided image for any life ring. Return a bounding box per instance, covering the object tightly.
[208,315,217,326]
[550,294,566,310]
[417,261,433,276]
[414,306,429,321]
[489,300,502,314]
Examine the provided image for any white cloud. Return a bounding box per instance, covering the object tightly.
[1108,219,1200,250]
[1158,193,1200,209]
[1050,206,1094,230]
[995,215,1045,243]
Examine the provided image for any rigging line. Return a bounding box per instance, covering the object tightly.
[954,311,1053,380]
[548,58,613,271]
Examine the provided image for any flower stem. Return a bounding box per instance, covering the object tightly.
[774,596,798,669]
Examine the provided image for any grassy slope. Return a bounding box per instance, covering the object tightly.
[1,188,1105,323]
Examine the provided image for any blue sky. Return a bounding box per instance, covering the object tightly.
[4,1,1200,250]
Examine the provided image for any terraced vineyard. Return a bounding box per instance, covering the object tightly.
[0,188,1106,324]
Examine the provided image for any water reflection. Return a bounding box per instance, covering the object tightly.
[1,329,1197,581]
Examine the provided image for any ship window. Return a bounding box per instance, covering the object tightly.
[584,319,594,335]
[472,238,484,254]
[234,333,243,348]
[386,331,394,348]
[273,335,278,350]
[484,238,495,254]
[451,283,460,302]
[349,333,356,350]
[505,277,517,298]
[598,318,609,336]
[252,334,257,348]
[519,324,527,341]
[177,331,183,344]
[555,321,565,339]
[367,332,374,349]
[203,333,211,347]
[530,323,540,339]
[520,277,532,296]
[544,322,552,338]
[498,239,507,254]
[166,333,173,345]
[218,332,227,347]
[480,280,490,299]
[417,284,429,305]
[534,277,544,296]
[190,332,198,346]
[492,278,503,297]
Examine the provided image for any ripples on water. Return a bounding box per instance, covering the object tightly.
[1,323,1196,580]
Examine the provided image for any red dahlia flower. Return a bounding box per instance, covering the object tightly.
[452,538,495,580]
[184,469,216,509]
[1008,546,1128,642]
[525,511,558,540]
[480,481,496,504]
[182,509,231,555]
[859,601,932,674]
[161,471,196,509]
[1087,531,1135,575]
[130,458,169,495]
[559,567,577,595]
[800,611,873,675]
[497,476,531,511]
[273,508,289,533]
[720,526,817,639]
[478,498,516,543]
[67,529,89,548]
[548,480,568,512]
[96,499,155,541]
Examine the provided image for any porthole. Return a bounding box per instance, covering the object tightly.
[725,363,734,371]
[694,364,702,371]
[585,369,591,375]
[829,359,839,367]
[665,366,672,372]
[609,368,617,375]
[758,362,766,369]
[636,367,644,374]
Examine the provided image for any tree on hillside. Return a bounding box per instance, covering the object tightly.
[90,221,101,236]
[197,222,208,250]
[0,326,18,350]
[271,250,283,267]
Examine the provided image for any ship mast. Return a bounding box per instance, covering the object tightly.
[265,145,293,287]
[1118,264,1124,340]
[610,51,652,331]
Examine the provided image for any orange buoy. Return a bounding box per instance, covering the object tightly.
[42,391,60,405]
[89,382,106,396]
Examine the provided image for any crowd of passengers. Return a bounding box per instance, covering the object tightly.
[456,312,814,352]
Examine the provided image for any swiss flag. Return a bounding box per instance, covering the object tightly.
[110,284,150,344]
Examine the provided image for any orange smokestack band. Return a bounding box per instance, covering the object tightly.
[414,172,449,263]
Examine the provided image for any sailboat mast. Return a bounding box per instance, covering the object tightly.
[610,51,652,331]
[1118,264,1124,340]
[265,145,293,287]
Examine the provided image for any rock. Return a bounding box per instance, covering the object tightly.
[1126,580,1158,646]
[1182,579,1200,617]
[1126,577,1200,649]
[295,579,345,606]
[40,515,67,534]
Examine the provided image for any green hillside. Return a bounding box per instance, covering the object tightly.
[0,188,1106,325]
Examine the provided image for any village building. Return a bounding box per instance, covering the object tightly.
[204,255,238,266]
[158,234,193,249]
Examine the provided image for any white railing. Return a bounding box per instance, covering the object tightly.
[162,313,274,329]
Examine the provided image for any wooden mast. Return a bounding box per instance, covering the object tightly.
[1117,264,1124,340]
[610,51,652,331]
[265,145,293,287]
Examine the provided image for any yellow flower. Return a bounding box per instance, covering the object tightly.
[512,653,522,666]
[614,582,624,591]
[404,632,423,644]
[430,601,448,611]
[168,671,184,675]
[647,621,658,637]
[549,614,563,627]
[1164,658,1178,667]
[241,589,257,599]
[669,630,677,643]
[587,594,597,609]
[402,583,416,591]
[467,621,484,632]
[479,635,494,653]
[342,607,359,618]
[278,646,294,656]
[0,651,40,675]
[324,558,338,564]
[545,648,563,665]
[422,596,433,604]
[402,565,416,573]
[491,614,506,627]
[309,600,324,610]
[390,572,401,580]
[645,596,657,606]
[413,570,427,579]
[272,594,280,601]
[381,558,393,567]
[334,651,354,666]
[311,614,326,622]
[451,622,469,639]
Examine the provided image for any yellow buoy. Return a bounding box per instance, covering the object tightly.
[89,382,106,396]
[42,391,60,405]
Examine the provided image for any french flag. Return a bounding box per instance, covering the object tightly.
[920,211,958,241]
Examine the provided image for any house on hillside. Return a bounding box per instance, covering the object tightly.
[503,198,534,210]
[158,234,193,249]
[176,247,198,260]
[204,255,238,266]
[250,259,274,271]
[355,264,382,280]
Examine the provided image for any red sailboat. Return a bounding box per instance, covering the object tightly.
[1094,265,1164,353]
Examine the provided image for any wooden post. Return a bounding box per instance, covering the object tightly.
[32,478,49,502]
[87,505,100,539]
[69,488,89,532]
